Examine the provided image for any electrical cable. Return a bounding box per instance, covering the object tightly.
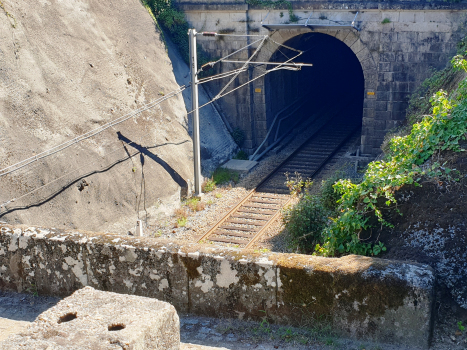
[1,35,272,179]
[197,68,248,84]
[213,36,268,101]
[0,86,186,178]
[190,50,303,114]
[0,34,307,211]
[215,37,266,64]
[0,129,190,211]
[213,33,267,37]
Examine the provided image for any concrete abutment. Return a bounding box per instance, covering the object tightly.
[176,1,467,154]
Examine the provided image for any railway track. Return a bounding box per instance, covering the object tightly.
[198,112,361,249]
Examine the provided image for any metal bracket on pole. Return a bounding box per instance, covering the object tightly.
[351,11,359,29]
[188,29,202,196]
[305,12,313,26]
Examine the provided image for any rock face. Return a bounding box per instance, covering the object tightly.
[0,0,234,234]
[0,286,180,349]
[0,223,435,348]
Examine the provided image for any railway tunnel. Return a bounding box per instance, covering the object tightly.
[263,32,365,149]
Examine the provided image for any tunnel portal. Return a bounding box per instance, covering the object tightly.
[264,32,365,147]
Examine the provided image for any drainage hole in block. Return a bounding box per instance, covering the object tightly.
[58,312,77,324]
[108,323,126,331]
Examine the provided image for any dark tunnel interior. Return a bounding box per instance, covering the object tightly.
[264,32,365,143]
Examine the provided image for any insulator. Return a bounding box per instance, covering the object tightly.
[202,32,217,37]
[200,62,215,71]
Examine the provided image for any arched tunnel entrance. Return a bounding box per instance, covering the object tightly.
[264,32,364,146]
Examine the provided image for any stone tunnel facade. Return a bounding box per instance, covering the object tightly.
[175,0,467,155]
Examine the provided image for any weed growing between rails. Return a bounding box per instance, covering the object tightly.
[312,51,467,257]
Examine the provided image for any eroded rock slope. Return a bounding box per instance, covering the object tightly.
[0,0,200,233]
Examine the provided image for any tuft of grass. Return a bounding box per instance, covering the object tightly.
[213,167,239,185]
[185,197,205,212]
[202,178,216,192]
[215,192,223,199]
[176,216,187,227]
[381,18,391,24]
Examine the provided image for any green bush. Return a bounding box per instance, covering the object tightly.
[282,194,329,252]
[320,172,345,213]
[315,51,467,257]
[231,127,245,147]
[233,150,249,160]
[202,178,217,192]
[212,167,239,185]
[143,0,209,66]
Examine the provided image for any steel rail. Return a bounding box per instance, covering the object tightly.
[199,108,362,249]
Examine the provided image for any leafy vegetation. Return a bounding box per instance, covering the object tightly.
[202,178,217,192]
[176,216,187,227]
[142,0,209,65]
[233,150,249,160]
[213,167,239,184]
[315,51,467,257]
[381,18,391,24]
[285,49,467,257]
[283,172,343,253]
[186,197,205,211]
[231,127,246,147]
[174,207,189,227]
[319,171,345,213]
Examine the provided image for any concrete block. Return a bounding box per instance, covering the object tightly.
[414,11,425,23]
[356,47,373,64]
[221,159,258,173]
[363,108,375,119]
[399,11,415,23]
[377,91,390,101]
[375,111,392,120]
[376,101,388,111]
[0,286,180,350]
[379,62,391,72]
[343,32,359,47]
[379,52,395,62]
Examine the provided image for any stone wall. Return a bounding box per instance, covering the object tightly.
[0,224,435,348]
[176,2,467,154]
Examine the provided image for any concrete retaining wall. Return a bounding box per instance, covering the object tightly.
[0,224,435,348]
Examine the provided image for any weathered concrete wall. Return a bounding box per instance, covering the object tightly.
[176,1,467,154]
[0,224,435,348]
